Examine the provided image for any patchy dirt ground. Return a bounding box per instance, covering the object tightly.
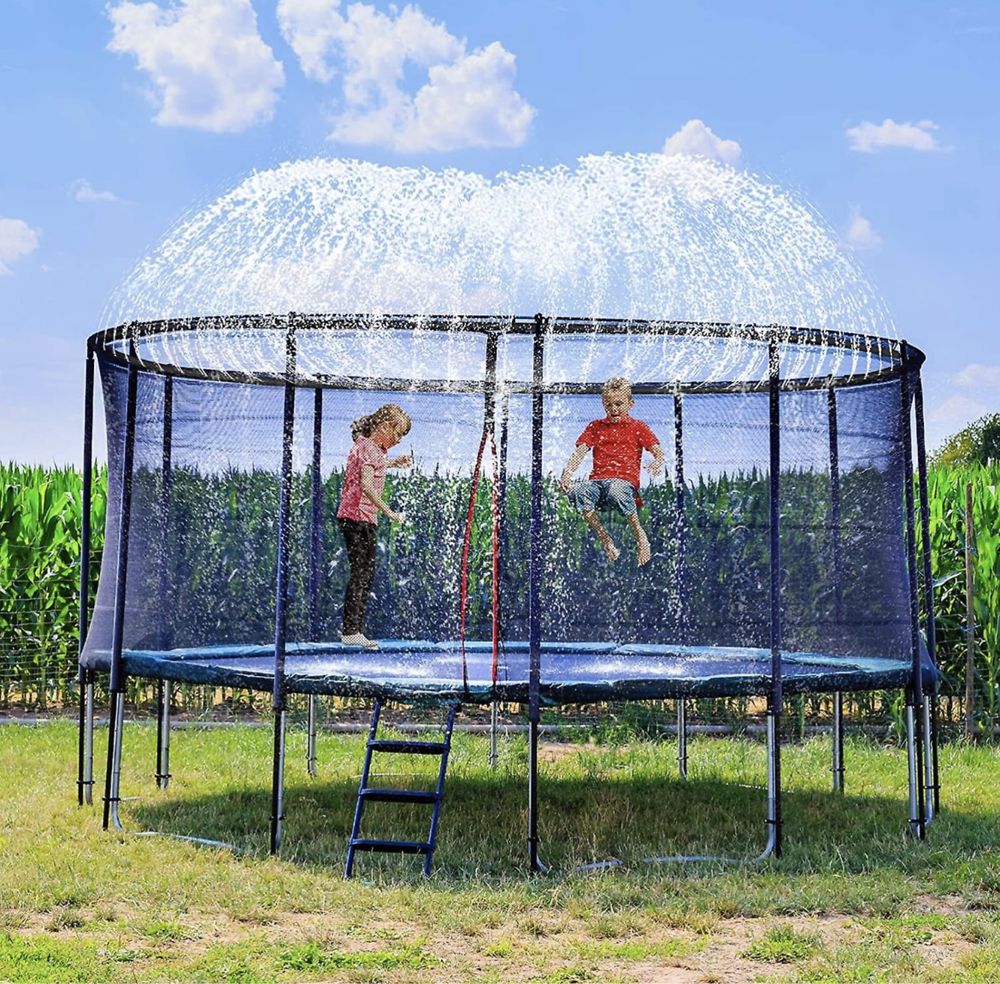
[5,903,989,982]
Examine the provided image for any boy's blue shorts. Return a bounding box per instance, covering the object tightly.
[568,478,637,516]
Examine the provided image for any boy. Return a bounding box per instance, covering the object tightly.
[559,377,665,565]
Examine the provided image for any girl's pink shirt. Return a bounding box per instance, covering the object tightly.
[337,436,387,524]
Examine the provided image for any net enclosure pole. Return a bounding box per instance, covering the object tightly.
[899,350,927,840]
[102,341,139,832]
[306,386,323,778]
[913,372,940,818]
[156,375,173,791]
[528,314,547,873]
[827,385,845,793]
[497,391,510,593]
[673,386,688,780]
[270,320,297,855]
[77,343,95,807]
[765,338,783,859]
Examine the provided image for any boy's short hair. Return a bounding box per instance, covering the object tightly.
[602,376,632,398]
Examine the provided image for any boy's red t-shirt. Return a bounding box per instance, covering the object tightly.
[577,416,659,490]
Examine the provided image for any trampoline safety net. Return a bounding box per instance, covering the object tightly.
[81,321,934,704]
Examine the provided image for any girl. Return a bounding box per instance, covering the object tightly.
[337,404,412,650]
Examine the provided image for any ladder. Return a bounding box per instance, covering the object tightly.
[345,699,459,878]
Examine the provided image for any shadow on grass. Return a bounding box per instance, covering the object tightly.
[126,765,998,881]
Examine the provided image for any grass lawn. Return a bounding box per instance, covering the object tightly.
[2,718,1000,982]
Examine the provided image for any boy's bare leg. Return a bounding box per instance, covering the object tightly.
[626,513,651,566]
[583,509,620,562]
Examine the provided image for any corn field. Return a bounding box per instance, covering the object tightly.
[923,464,1000,731]
[2,461,998,730]
[0,464,105,706]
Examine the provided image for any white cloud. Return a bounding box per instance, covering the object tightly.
[845,206,881,250]
[277,0,535,152]
[845,118,942,153]
[107,0,285,133]
[929,393,989,428]
[953,363,1000,388]
[71,179,122,203]
[0,217,40,276]
[922,365,1000,449]
[662,119,742,165]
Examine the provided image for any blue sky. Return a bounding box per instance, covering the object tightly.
[1,0,998,463]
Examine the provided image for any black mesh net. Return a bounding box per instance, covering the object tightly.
[81,325,925,702]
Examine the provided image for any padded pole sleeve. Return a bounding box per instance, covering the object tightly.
[899,355,925,707]
[528,315,545,718]
[158,376,173,649]
[497,392,510,636]
[673,388,686,644]
[827,385,843,623]
[309,387,324,640]
[272,323,297,712]
[912,374,937,668]
[768,340,782,710]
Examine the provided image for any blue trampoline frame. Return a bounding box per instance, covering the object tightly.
[77,314,941,870]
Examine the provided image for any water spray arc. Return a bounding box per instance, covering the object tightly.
[76,153,936,870]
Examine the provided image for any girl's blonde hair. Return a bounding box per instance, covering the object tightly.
[351,404,412,442]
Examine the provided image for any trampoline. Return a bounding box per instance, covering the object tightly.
[77,313,940,868]
[104,640,927,704]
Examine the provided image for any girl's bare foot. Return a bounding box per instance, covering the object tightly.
[603,539,621,563]
[636,532,651,566]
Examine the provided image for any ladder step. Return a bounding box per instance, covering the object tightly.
[350,838,431,854]
[360,788,438,804]
[368,739,447,755]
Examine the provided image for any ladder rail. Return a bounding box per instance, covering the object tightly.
[345,699,383,877]
[424,703,458,876]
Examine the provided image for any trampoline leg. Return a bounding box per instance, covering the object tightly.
[306,695,318,778]
[922,696,935,825]
[84,678,94,806]
[489,701,499,770]
[832,691,845,793]
[677,699,688,780]
[102,689,126,832]
[156,680,171,790]
[270,709,287,855]
[931,695,941,814]
[78,675,94,806]
[761,710,781,859]
[905,699,926,839]
[527,715,549,872]
[77,674,85,805]
[528,714,539,868]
